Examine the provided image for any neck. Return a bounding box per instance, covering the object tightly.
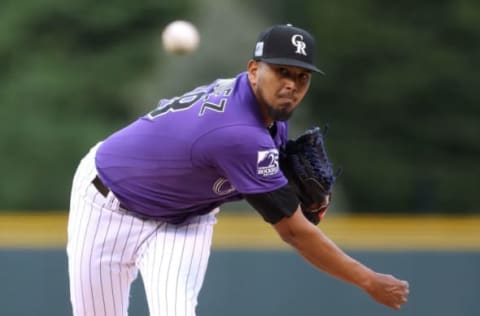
[246,71,274,128]
[253,93,274,128]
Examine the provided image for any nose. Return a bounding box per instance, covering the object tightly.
[283,77,297,91]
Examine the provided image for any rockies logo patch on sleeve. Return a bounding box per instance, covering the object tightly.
[257,149,280,176]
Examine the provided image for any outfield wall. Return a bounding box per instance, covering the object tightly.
[1,213,479,316]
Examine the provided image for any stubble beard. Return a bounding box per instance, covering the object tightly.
[265,103,294,121]
[258,88,294,122]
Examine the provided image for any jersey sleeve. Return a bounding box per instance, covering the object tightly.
[193,125,287,194]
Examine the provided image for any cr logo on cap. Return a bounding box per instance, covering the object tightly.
[291,34,307,56]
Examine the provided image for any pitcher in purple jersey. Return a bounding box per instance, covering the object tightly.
[67,24,409,316]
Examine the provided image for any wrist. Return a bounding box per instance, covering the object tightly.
[356,267,377,292]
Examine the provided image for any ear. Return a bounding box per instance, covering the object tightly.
[247,60,258,86]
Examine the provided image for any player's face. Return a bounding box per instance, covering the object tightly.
[248,60,312,122]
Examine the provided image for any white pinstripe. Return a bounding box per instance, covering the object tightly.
[67,144,218,316]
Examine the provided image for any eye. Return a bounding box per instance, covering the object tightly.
[277,67,290,77]
[298,73,311,84]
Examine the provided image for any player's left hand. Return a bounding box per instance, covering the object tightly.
[280,126,338,224]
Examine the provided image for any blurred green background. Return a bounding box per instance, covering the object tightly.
[1,0,479,214]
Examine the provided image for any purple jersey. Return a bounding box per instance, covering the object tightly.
[95,72,289,223]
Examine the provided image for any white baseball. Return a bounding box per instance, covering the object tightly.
[162,20,200,54]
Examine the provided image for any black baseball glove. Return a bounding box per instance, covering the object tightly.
[280,126,338,225]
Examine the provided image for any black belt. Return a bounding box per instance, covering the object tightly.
[91,176,154,221]
[92,176,111,197]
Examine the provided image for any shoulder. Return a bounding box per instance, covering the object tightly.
[191,124,276,167]
[198,124,272,150]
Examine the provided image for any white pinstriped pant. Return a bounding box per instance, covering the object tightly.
[67,144,218,316]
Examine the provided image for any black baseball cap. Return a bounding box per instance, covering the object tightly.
[253,24,324,74]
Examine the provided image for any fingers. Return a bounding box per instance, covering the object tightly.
[392,279,410,309]
[368,274,410,310]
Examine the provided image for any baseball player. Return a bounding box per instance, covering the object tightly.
[67,24,409,316]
